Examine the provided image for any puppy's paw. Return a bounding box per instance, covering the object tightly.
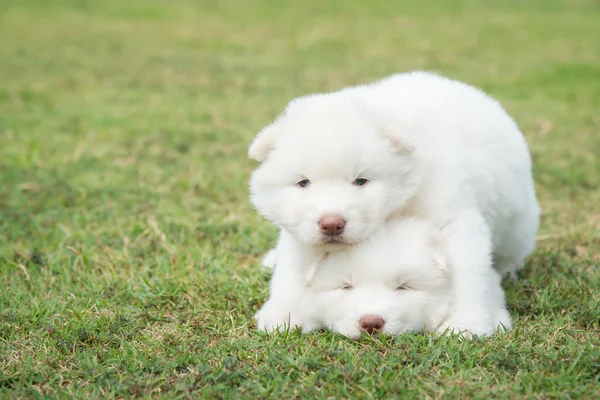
[255,301,302,332]
[301,318,321,334]
[436,308,495,338]
[492,307,512,333]
[261,249,277,269]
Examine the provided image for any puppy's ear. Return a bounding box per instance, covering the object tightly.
[359,101,416,157]
[305,261,319,286]
[431,239,454,278]
[433,253,449,276]
[305,253,330,286]
[304,262,318,287]
[380,126,416,157]
[248,121,281,162]
[426,231,451,276]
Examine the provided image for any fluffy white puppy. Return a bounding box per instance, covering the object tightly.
[299,218,511,339]
[249,71,540,336]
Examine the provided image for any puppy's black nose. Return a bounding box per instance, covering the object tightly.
[359,315,385,335]
[319,215,345,236]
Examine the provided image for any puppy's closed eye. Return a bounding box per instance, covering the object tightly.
[296,178,310,188]
[353,177,369,186]
[395,284,410,291]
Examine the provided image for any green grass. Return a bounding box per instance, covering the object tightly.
[1,0,599,398]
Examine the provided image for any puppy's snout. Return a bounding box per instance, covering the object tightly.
[319,215,345,236]
[359,315,385,335]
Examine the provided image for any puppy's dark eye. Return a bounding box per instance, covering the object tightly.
[353,178,369,186]
[340,283,353,290]
[296,179,310,188]
[395,284,410,291]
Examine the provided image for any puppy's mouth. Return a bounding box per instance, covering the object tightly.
[318,236,352,246]
[322,237,346,244]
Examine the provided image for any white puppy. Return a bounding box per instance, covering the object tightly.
[299,218,511,339]
[249,71,540,336]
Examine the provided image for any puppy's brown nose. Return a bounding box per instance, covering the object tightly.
[319,215,345,236]
[359,315,385,335]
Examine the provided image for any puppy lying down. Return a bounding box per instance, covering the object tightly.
[295,218,512,339]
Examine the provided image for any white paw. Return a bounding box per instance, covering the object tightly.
[254,300,302,332]
[261,249,277,269]
[301,318,321,334]
[437,308,495,338]
[492,307,513,332]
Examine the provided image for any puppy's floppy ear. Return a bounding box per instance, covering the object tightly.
[304,253,330,286]
[248,121,281,162]
[426,230,451,276]
[431,240,453,278]
[433,253,449,276]
[380,125,416,157]
[358,100,416,157]
[305,261,319,286]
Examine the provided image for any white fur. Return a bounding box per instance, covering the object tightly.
[299,219,511,339]
[251,71,540,336]
[261,249,277,269]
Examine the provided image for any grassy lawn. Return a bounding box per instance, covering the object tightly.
[1,0,599,397]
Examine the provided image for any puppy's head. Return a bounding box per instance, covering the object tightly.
[249,94,419,248]
[301,219,452,339]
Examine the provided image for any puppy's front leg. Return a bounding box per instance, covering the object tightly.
[436,209,508,337]
[255,231,311,331]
